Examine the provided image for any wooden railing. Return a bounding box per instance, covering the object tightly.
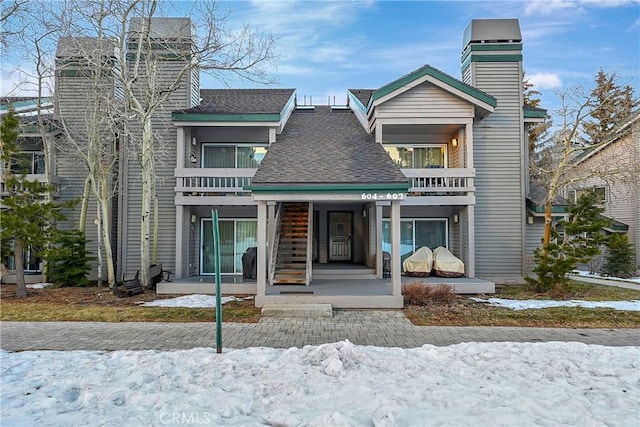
[174,168,256,195]
[401,168,475,195]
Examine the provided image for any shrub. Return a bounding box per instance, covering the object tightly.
[402,282,455,305]
[47,230,93,286]
[601,233,636,279]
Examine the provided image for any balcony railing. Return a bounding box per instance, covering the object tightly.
[401,168,475,195]
[175,168,256,196]
[0,174,60,198]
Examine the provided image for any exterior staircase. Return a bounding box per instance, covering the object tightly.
[271,202,312,285]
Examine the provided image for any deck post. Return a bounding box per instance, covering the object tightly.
[390,200,402,296]
[174,205,185,280]
[257,201,267,297]
[466,204,475,277]
[375,203,383,279]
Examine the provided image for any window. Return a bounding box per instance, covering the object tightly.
[4,245,42,273]
[201,219,257,275]
[383,145,446,168]
[201,144,267,168]
[568,186,607,204]
[10,152,45,175]
[382,218,448,265]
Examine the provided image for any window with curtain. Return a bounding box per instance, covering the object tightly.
[382,219,448,265]
[201,219,257,275]
[383,146,446,168]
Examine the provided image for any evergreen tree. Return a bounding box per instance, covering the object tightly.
[601,233,636,279]
[523,72,552,154]
[47,229,94,286]
[0,108,72,297]
[583,69,637,144]
[528,190,610,292]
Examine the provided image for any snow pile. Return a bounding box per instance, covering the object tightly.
[138,294,252,308]
[571,270,640,284]
[25,283,53,289]
[2,341,638,426]
[471,297,640,311]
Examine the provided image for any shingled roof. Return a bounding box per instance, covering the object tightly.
[251,106,408,189]
[176,89,295,115]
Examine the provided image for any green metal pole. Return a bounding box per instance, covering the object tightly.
[212,209,222,353]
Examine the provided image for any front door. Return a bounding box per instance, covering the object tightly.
[329,212,352,261]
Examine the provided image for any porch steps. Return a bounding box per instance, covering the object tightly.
[313,268,377,280]
[273,203,310,285]
[261,303,333,318]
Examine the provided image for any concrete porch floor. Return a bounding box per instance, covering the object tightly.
[157,274,495,296]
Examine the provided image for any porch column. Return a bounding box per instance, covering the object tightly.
[267,202,276,278]
[465,121,474,168]
[390,200,402,296]
[174,205,187,280]
[176,127,186,168]
[257,200,267,297]
[466,205,475,278]
[375,203,383,279]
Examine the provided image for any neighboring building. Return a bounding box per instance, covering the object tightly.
[565,111,640,272]
[2,18,559,306]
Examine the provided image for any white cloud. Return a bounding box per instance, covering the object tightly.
[527,72,563,89]
[0,68,54,97]
[524,0,639,15]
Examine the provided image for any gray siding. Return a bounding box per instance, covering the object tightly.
[120,59,193,278]
[525,219,545,275]
[54,63,118,282]
[376,82,474,119]
[467,61,526,282]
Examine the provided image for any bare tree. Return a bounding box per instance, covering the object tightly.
[532,83,639,259]
[57,0,276,287]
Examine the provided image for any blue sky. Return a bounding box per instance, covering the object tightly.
[218,0,639,113]
[2,0,638,116]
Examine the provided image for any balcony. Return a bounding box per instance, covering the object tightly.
[401,168,475,205]
[0,174,61,198]
[174,168,256,205]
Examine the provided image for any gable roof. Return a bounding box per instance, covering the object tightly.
[348,64,497,117]
[575,109,639,164]
[250,106,408,192]
[172,89,295,122]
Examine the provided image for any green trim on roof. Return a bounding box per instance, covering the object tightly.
[369,65,497,111]
[0,98,53,111]
[172,113,281,122]
[247,183,410,193]
[524,109,548,119]
[461,54,523,72]
[526,198,569,214]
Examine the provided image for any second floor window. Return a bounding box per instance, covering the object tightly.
[202,144,267,168]
[384,145,446,168]
[10,152,45,175]
[567,186,607,204]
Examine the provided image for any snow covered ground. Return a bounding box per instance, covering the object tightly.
[1,341,638,426]
[471,297,640,311]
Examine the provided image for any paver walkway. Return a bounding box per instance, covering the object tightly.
[1,310,638,351]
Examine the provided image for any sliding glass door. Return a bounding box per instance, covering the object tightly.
[201,219,257,275]
[382,218,448,264]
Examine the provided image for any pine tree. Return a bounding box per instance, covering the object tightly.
[529,190,610,292]
[601,233,636,279]
[0,108,72,297]
[583,69,637,144]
